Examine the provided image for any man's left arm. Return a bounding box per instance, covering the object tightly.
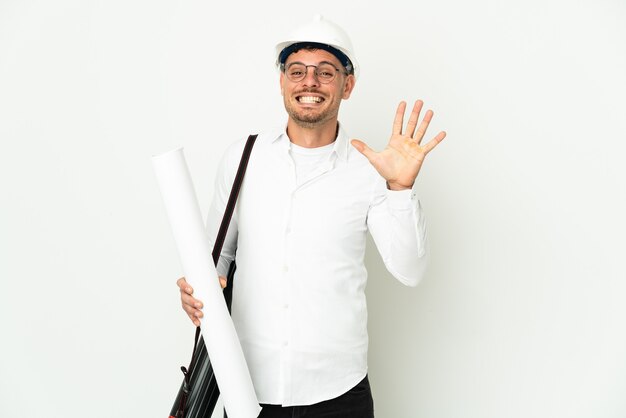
[366,184,429,286]
[352,100,446,286]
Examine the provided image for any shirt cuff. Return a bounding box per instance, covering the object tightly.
[385,188,417,210]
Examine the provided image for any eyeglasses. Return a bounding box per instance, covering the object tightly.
[283,61,347,84]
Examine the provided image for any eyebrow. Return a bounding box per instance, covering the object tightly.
[285,60,337,67]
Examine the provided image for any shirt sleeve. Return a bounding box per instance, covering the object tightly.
[205,140,246,277]
[366,176,429,287]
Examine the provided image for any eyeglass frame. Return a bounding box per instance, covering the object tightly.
[280,61,349,84]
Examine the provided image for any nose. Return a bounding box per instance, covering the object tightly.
[302,65,320,87]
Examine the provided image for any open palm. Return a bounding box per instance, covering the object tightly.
[351,100,446,190]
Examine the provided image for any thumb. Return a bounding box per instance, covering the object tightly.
[351,139,376,162]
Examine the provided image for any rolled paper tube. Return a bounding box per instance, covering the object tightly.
[152,147,260,418]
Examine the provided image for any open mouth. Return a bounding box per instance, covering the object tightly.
[297,95,324,104]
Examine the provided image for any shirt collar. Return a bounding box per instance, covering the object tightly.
[271,122,349,162]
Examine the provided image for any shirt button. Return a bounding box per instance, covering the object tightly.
[283,265,289,273]
[286,226,292,234]
[283,341,289,347]
[283,303,289,309]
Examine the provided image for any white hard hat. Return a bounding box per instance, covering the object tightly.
[275,15,359,79]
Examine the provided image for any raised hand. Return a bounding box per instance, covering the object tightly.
[351,100,446,190]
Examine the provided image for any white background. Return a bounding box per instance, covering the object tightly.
[1,1,625,417]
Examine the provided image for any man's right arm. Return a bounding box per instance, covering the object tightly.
[204,140,244,278]
[177,139,246,325]
[176,276,227,327]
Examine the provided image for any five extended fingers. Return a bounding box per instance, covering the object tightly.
[395,100,446,154]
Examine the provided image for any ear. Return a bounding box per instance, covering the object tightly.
[342,74,356,100]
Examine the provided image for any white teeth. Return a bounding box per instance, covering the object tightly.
[298,96,322,103]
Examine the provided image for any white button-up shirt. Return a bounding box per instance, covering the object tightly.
[205,125,428,406]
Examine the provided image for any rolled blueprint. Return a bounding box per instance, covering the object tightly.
[152,147,260,418]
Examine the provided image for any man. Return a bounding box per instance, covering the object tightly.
[177,15,446,417]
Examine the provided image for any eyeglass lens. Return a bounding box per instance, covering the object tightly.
[285,63,339,83]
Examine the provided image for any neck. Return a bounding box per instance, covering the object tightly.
[286,118,339,148]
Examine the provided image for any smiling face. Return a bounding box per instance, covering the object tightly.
[280,48,355,129]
